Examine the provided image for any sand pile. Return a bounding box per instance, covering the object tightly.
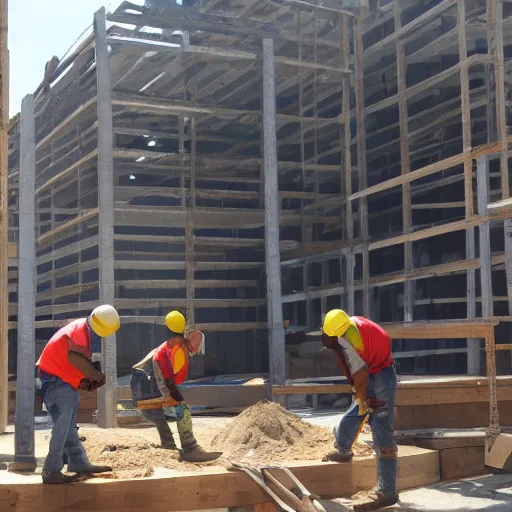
[82,428,215,478]
[211,400,374,463]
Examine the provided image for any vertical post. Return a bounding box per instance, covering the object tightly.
[263,38,285,389]
[477,156,493,319]
[12,94,36,470]
[354,15,369,316]
[94,7,117,429]
[340,13,354,314]
[185,116,196,328]
[492,0,512,315]
[0,0,8,433]
[394,2,414,322]
[458,0,478,374]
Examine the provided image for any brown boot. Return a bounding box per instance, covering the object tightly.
[42,471,86,484]
[353,489,399,511]
[71,465,113,475]
[322,450,353,463]
[180,445,222,463]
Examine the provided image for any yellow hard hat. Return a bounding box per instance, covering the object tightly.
[323,309,351,337]
[90,305,120,338]
[165,310,186,334]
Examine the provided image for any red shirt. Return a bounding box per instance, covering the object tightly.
[37,318,91,389]
[352,316,393,374]
[153,340,189,386]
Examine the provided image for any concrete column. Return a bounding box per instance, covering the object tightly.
[94,7,117,429]
[262,38,285,389]
[12,94,37,471]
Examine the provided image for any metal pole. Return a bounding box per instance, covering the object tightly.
[94,7,117,428]
[12,94,37,471]
[262,38,285,391]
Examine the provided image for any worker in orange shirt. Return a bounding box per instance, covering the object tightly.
[37,305,120,484]
[130,311,222,462]
[321,309,398,511]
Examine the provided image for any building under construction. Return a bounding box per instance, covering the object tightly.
[4,0,512,398]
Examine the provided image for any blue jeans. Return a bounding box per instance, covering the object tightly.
[42,379,91,473]
[334,365,398,494]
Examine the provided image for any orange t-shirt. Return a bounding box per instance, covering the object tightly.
[37,318,91,389]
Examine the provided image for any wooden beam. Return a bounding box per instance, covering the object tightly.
[95,7,117,429]
[395,1,414,322]
[263,38,285,389]
[0,0,8,434]
[0,447,439,511]
[492,0,512,317]
[458,0,478,375]
[14,94,36,467]
[477,156,493,318]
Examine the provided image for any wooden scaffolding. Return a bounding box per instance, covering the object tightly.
[2,0,512,427]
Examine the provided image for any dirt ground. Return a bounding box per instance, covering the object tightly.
[0,403,375,480]
[81,401,374,478]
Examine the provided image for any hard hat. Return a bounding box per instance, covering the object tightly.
[165,310,186,334]
[323,309,351,337]
[90,305,120,338]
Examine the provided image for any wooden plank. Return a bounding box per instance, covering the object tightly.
[0,446,439,511]
[477,156,493,318]
[394,401,512,430]
[394,1,414,322]
[95,7,117,429]
[0,0,7,434]
[263,39,285,389]
[117,383,266,406]
[440,446,485,480]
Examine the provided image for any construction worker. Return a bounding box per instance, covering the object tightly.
[130,310,222,463]
[321,309,398,511]
[36,305,120,484]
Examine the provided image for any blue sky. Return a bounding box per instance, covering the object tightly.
[8,0,108,117]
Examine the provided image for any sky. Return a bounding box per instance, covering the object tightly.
[8,0,109,117]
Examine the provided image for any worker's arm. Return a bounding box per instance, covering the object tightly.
[352,367,369,404]
[67,351,104,382]
[152,359,171,399]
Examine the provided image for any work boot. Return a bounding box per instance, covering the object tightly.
[180,445,223,463]
[322,449,353,463]
[154,419,179,450]
[42,471,85,484]
[71,465,113,475]
[353,489,399,511]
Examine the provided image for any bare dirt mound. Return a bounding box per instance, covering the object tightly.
[210,400,374,463]
[81,428,218,479]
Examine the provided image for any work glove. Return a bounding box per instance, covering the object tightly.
[365,397,386,411]
[79,379,91,391]
[89,372,106,391]
[174,404,185,421]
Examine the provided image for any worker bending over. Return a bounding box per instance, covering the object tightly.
[322,309,398,511]
[37,305,120,484]
[130,311,222,463]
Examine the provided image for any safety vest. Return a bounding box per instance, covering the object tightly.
[351,316,393,374]
[153,340,189,385]
[37,318,91,389]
